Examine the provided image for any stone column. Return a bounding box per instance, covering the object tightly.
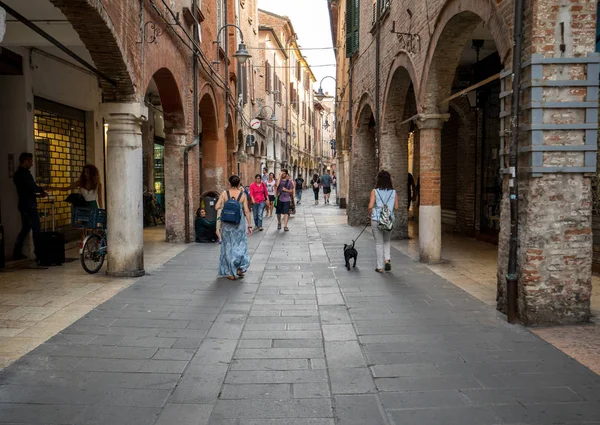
[164,125,187,243]
[274,161,281,177]
[102,103,147,277]
[416,114,448,263]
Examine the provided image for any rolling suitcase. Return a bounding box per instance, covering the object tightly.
[36,201,65,266]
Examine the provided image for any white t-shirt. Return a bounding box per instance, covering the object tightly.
[266,180,276,196]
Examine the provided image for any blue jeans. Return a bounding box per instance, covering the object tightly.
[296,189,303,202]
[253,202,266,228]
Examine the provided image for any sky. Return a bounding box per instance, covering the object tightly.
[257,0,337,97]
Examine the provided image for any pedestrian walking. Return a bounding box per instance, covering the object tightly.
[332,172,337,191]
[407,172,417,211]
[249,174,268,231]
[275,169,295,231]
[261,167,269,183]
[215,175,253,280]
[311,174,321,205]
[13,152,47,260]
[266,172,276,217]
[295,174,304,205]
[320,170,332,204]
[368,170,398,273]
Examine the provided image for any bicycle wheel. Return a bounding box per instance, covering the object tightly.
[80,233,105,274]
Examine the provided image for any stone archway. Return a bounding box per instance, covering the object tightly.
[143,68,186,243]
[50,0,136,99]
[348,101,377,226]
[417,6,510,264]
[381,62,419,239]
[199,89,221,193]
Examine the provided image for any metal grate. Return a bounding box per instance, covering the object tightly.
[34,108,86,229]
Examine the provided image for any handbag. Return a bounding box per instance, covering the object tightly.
[65,193,88,207]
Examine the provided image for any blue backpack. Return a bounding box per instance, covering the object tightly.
[221,191,243,224]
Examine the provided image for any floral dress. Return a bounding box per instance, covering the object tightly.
[218,193,250,277]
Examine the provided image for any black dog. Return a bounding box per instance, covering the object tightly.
[344,241,358,270]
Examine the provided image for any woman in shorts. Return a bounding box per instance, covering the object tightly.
[266,172,277,218]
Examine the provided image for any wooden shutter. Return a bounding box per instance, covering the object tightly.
[346,0,359,57]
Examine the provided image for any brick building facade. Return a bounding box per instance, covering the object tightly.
[0,0,261,276]
[329,0,599,325]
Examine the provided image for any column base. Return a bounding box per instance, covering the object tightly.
[339,198,347,209]
[419,205,442,263]
[107,269,146,278]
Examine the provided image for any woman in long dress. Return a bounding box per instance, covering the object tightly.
[215,175,253,280]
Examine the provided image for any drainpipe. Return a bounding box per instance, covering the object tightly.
[375,0,382,160]
[223,0,229,139]
[184,0,200,244]
[506,0,525,323]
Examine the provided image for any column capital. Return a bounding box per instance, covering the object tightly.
[101,102,148,123]
[416,113,450,130]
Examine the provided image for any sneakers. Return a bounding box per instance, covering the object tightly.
[385,261,391,271]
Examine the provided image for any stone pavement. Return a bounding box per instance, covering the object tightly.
[0,227,186,368]
[0,198,599,424]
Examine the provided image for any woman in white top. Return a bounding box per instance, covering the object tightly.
[265,172,277,218]
[55,164,103,209]
[368,170,399,273]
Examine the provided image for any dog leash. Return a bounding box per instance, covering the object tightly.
[352,223,370,243]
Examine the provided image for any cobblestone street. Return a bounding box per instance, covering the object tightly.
[1,199,599,424]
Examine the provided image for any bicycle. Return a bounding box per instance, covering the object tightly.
[72,207,108,274]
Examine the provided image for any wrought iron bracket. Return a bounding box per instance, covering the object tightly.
[138,13,180,44]
[391,21,420,54]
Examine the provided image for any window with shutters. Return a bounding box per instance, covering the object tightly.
[304,71,310,92]
[372,0,391,25]
[265,61,271,92]
[345,0,359,57]
[296,61,302,82]
[291,84,297,111]
[302,101,306,121]
[216,0,224,44]
[237,61,248,104]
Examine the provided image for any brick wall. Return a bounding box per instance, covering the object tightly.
[335,0,597,324]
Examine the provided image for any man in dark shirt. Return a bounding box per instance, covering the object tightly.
[13,152,46,260]
[320,170,332,204]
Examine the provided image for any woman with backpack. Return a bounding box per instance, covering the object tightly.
[215,175,253,280]
[311,174,321,205]
[368,170,398,273]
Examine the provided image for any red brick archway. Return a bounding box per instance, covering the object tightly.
[348,102,378,226]
[381,64,418,239]
[50,0,135,99]
[419,0,511,113]
[144,68,186,242]
[199,87,221,193]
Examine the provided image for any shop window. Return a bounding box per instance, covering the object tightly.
[34,98,86,230]
[154,142,165,206]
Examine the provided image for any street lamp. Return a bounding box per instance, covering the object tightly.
[315,76,337,101]
[215,24,251,64]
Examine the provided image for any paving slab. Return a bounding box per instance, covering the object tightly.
[1,198,600,424]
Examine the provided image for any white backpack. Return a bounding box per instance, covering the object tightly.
[377,190,394,231]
